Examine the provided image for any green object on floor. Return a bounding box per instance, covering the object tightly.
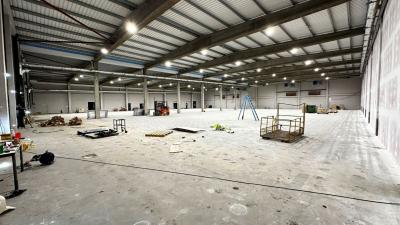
[0,144,3,154]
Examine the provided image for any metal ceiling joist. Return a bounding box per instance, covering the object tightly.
[209,47,362,76]
[225,59,361,81]
[94,0,181,62]
[182,27,364,74]
[257,72,361,84]
[21,64,248,87]
[144,0,351,70]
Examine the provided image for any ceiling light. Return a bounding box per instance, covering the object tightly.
[304,60,313,66]
[5,73,11,78]
[231,86,234,89]
[290,48,299,54]
[110,81,114,84]
[200,49,208,55]
[10,90,16,94]
[74,77,79,81]
[241,77,245,81]
[137,83,141,86]
[325,77,330,80]
[256,68,262,72]
[79,74,84,78]
[158,84,162,88]
[169,83,173,86]
[147,81,150,84]
[272,73,276,77]
[264,27,275,36]
[199,69,204,73]
[187,84,191,88]
[314,68,320,72]
[125,21,138,34]
[215,88,219,91]
[203,86,206,89]
[100,48,109,54]
[235,61,242,66]
[165,61,172,67]
[255,80,258,84]
[192,88,195,90]
[321,73,326,77]
[118,77,122,81]
[265,83,269,86]
[224,74,229,78]
[291,80,295,83]
[283,77,287,80]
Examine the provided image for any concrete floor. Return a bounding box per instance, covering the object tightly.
[1,109,400,225]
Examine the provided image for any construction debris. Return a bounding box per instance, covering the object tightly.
[172,127,205,133]
[82,153,97,159]
[40,116,65,127]
[68,117,82,126]
[211,124,234,133]
[145,130,173,137]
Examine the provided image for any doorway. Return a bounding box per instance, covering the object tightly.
[88,102,95,110]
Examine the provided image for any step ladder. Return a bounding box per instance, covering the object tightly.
[238,95,259,121]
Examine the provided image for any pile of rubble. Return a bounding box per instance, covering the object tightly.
[40,116,66,127]
[68,117,82,126]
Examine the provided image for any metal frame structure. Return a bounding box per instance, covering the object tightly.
[260,103,306,143]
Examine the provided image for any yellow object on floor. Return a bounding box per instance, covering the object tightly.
[145,130,173,137]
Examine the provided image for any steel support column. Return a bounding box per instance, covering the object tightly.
[177,77,181,113]
[201,83,205,112]
[219,85,223,111]
[143,77,149,115]
[93,61,100,119]
[67,82,72,113]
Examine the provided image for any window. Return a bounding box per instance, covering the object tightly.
[308,90,321,95]
[286,92,297,96]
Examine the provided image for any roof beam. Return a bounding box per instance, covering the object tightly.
[226,59,361,81]
[257,72,360,84]
[207,47,362,77]
[94,0,180,62]
[181,27,364,74]
[144,0,351,70]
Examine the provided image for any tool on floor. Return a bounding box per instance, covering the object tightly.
[172,127,205,133]
[238,95,259,121]
[77,128,119,139]
[260,103,305,143]
[113,119,127,133]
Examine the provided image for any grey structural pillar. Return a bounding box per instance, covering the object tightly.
[93,61,100,119]
[143,77,149,115]
[234,89,237,110]
[177,76,181,113]
[190,91,193,108]
[326,80,330,108]
[0,1,11,133]
[163,92,167,102]
[100,85,104,109]
[275,84,278,108]
[219,85,223,111]
[201,83,205,112]
[67,82,72,113]
[3,14,16,128]
[255,86,258,109]
[297,82,301,108]
[125,86,129,110]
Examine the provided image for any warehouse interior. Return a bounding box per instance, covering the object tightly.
[0,0,399,224]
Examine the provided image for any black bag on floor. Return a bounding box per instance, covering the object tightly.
[31,151,55,165]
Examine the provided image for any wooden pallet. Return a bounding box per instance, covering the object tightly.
[145,130,173,137]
